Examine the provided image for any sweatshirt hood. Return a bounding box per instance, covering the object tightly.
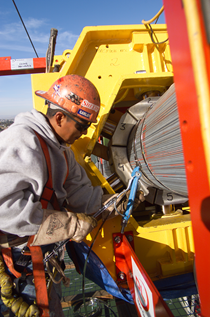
[14,109,68,151]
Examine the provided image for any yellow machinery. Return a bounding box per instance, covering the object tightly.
[0,0,208,314]
[0,0,209,314]
[31,23,194,284]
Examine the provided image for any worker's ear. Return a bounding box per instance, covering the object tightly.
[53,112,66,127]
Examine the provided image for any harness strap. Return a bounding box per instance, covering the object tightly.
[1,131,69,317]
[63,151,69,184]
[26,131,67,317]
[34,131,54,209]
[34,131,69,210]
[24,131,53,317]
[27,236,50,317]
[26,131,69,317]
[1,248,21,278]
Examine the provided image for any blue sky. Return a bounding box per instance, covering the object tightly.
[0,0,165,118]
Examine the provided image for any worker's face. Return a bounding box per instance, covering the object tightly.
[56,113,90,144]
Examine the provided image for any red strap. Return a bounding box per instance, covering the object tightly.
[1,247,49,317]
[1,133,69,317]
[27,132,69,317]
[34,131,69,210]
[27,132,53,317]
[1,248,21,278]
[63,151,69,184]
[27,236,50,317]
[34,132,54,209]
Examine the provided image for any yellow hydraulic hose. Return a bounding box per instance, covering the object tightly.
[142,6,164,25]
[0,255,40,317]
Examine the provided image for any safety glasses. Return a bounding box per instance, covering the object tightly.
[65,113,91,132]
[48,102,91,132]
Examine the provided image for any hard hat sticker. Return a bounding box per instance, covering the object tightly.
[78,109,91,119]
[66,92,83,105]
[81,99,99,112]
[52,85,61,97]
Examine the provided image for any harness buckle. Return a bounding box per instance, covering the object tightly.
[16,246,31,268]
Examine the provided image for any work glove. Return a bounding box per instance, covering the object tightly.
[100,193,131,220]
[134,190,145,205]
[101,190,145,221]
[30,209,97,246]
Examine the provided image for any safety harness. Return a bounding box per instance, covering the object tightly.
[0,131,69,317]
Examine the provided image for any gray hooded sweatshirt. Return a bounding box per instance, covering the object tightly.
[0,109,103,237]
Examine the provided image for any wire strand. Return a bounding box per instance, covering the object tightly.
[12,0,39,58]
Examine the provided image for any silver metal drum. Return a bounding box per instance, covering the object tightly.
[127,84,188,197]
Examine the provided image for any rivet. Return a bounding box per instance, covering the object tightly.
[126,235,133,242]
[118,272,125,280]
[114,236,121,244]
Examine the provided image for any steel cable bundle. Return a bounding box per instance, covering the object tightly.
[128,84,188,197]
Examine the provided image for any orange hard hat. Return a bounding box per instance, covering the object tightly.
[35,74,100,123]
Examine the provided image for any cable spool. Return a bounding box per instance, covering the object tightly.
[128,84,188,197]
[110,84,188,205]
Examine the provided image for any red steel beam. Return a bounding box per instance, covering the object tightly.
[163,1,210,316]
[113,233,173,317]
[0,56,46,75]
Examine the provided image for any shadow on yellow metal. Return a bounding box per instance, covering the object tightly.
[85,213,194,282]
[31,24,195,282]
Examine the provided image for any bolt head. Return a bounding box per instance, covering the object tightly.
[114,236,121,244]
[118,272,125,280]
[126,235,133,242]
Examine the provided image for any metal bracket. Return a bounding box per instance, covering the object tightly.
[112,232,173,317]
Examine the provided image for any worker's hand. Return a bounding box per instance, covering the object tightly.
[122,190,145,210]
[101,190,145,221]
[101,194,127,221]
[30,209,98,246]
[134,190,145,204]
[72,213,97,242]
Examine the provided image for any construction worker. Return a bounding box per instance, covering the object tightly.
[0,74,112,317]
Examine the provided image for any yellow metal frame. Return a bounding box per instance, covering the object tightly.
[31,24,194,281]
[86,213,194,281]
[31,24,173,186]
